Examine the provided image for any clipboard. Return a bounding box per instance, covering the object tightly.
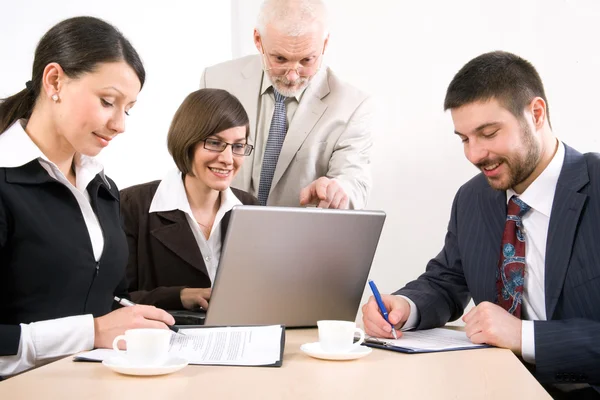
[360,337,490,354]
[356,328,491,354]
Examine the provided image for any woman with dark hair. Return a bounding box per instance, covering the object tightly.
[0,16,173,377]
[121,88,258,312]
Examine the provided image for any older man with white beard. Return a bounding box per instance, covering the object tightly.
[200,0,373,209]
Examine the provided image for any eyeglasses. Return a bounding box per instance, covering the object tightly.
[203,138,253,156]
[260,40,324,77]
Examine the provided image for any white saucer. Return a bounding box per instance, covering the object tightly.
[102,355,189,376]
[300,342,372,361]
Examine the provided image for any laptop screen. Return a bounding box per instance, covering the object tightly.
[203,206,386,327]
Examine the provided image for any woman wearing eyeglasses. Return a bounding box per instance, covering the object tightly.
[120,89,258,311]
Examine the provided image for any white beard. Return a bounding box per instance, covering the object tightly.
[271,76,310,97]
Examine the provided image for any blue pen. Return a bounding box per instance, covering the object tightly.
[368,280,397,339]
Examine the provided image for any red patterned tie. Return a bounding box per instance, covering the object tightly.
[496,196,531,318]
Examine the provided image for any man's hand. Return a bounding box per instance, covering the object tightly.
[300,177,349,209]
[362,295,410,338]
[180,288,212,310]
[93,305,175,349]
[463,301,522,354]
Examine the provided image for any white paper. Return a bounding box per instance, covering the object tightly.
[75,325,283,366]
[368,328,487,351]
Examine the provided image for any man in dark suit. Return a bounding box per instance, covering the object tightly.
[362,51,600,398]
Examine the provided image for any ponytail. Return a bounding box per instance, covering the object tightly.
[0,87,36,134]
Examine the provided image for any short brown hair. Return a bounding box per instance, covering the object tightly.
[167,88,250,176]
[444,51,551,127]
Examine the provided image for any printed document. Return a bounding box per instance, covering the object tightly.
[75,325,283,366]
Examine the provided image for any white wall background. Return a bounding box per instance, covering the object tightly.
[234,0,600,316]
[2,0,600,320]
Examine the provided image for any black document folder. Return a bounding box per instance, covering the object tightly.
[74,325,286,367]
[176,324,286,367]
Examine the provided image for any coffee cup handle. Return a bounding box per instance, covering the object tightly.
[112,335,127,352]
[352,327,365,349]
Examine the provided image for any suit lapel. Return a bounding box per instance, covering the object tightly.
[545,145,588,318]
[236,58,265,192]
[270,69,330,193]
[150,210,209,278]
[478,187,507,303]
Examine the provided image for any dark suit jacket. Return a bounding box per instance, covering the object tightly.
[120,181,258,310]
[396,144,600,386]
[0,161,128,357]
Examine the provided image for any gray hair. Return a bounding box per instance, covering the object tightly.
[256,0,329,37]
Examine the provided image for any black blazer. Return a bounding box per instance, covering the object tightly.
[0,161,128,357]
[120,181,258,310]
[396,144,600,386]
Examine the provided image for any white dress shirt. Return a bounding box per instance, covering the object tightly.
[508,140,564,363]
[402,140,566,364]
[149,168,242,284]
[0,120,108,376]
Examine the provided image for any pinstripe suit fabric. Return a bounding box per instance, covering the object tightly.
[396,143,600,387]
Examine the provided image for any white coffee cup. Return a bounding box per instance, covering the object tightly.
[112,328,172,365]
[317,320,365,353]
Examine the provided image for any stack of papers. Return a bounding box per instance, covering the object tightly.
[75,325,284,367]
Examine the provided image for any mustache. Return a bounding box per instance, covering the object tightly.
[273,76,308,86]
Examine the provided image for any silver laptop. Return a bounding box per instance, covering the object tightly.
[203,205,386,327]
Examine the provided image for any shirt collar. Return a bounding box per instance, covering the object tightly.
[72,153,110,189]
[150,168,242,219]
[506,139,565,217]
[0,120,109,189]
[0,120,46,168]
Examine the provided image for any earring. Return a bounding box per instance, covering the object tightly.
[51,94,59,102]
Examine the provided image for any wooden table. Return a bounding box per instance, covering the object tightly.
[0,329,551,399]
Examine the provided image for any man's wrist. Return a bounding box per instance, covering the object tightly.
[397,295,419,331]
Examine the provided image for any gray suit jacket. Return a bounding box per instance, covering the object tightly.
[396,144,600,386]
[200,55,373,208]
